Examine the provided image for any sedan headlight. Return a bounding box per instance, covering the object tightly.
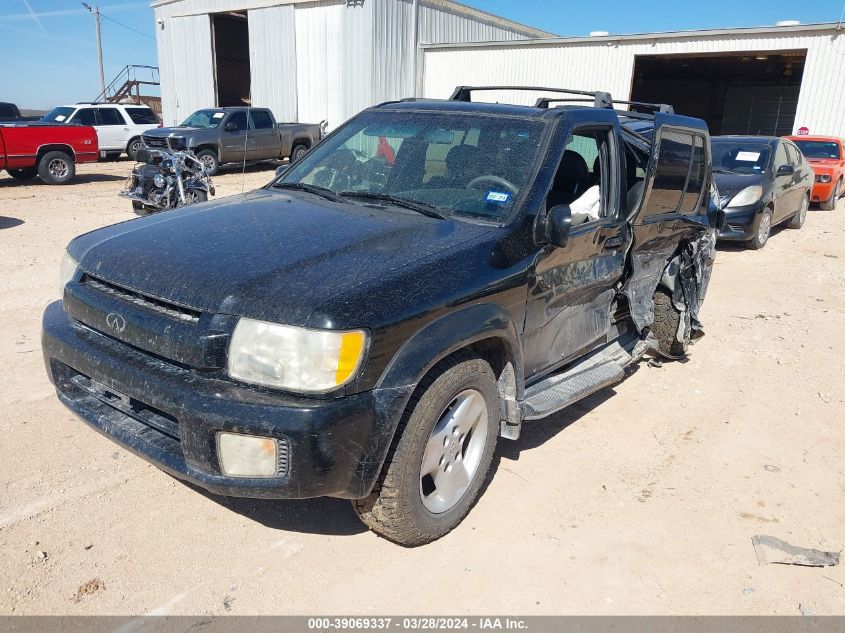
[59,251,79,296]
[228,318,367,392]
[727,186,763,208]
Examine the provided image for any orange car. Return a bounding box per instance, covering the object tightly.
[786,135,845,210]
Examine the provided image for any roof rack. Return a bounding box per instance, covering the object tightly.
[75,101,113,105]
[449,86,614,109]
[447,85,673,116]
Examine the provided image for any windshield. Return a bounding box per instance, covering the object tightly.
[711,141,771,175]
[793,140,841,160]
[42,107,76,123]
[277,110,547,221]
[180,109,226,128]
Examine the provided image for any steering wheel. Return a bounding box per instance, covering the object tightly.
[467,175,519,195]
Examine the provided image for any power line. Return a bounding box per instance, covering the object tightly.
[99,11,155,40]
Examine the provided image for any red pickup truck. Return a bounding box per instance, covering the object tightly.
[0,123,99,185]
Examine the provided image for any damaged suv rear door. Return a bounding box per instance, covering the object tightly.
[622,113,716,353]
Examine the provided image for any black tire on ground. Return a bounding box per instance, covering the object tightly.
[126,137,144,161]
[820,179,841,211]
[195,150,219,176]
[132,201,156,216]
[290,143,309,163]
[7,167,38,181]
[181,189,208,206]
[787,194,809,229]
[353,352,499,546]
[37,151,75,185]
[746,208,772,250]
[651,287,688,359]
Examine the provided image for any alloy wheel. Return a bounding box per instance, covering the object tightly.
[757,212,771,246]
[48,158,69,179]
[419,389,488,514]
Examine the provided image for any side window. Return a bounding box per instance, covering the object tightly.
[96,108,125,126]
[785,142,802,167]
[226,111,247,131]
[71,108,96,126]
[679,135,706,214]
[124,107,158,124]
[774,142,789,169]
[251,110,273,130]
[547,129,612,222]
[642,130,707,217]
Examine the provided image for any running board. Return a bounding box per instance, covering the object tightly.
[521,333,647,421]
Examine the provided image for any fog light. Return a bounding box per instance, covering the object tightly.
[217,432,282,478]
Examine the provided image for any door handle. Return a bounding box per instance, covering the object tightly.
[604,236,624,249]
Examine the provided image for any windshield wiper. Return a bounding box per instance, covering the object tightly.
[338,192,447,220]
[272,181,341,202]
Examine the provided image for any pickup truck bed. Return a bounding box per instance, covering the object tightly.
[1,123,99,184]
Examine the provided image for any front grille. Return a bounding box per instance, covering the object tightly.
[143,135,167,148]
[84,275,201,324]
[53,361,181,441]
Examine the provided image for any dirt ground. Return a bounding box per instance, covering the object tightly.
[0,160,843,616]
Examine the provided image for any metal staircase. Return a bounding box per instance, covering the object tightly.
[94,65,160,113]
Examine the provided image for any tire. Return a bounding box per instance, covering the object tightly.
[820,179,841,211]
[7,167,38,181]
[787,193,809,229]
[179,189,208,206]
[290,143,309,163]
[353,352,499,546]
[746,208,772,250]
[195,150,219,176]
[651,287,688,359]
[37,151,75,185]
[126,137,144,162]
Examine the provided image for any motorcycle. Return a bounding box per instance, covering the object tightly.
[119,147,215,215]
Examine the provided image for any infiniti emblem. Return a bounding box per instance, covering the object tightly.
[106,312,127,333]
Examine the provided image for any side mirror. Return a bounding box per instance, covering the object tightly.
[546,204,572,247]
[275,165,289,178]
[777,164,794,177]
[224,121,238,132]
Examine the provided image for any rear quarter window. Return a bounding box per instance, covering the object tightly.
[125,107,159,125]
[251,110,274,129]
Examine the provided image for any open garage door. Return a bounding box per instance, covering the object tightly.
[630,52,806,136]
[212,12,251,107]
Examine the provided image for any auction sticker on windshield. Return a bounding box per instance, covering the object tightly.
[486,191,510,204]
[736,151,761,162]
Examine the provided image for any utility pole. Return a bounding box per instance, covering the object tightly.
[82,3,106,98]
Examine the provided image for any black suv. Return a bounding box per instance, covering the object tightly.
[44,87,717,546]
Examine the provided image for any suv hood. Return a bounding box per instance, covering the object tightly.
[68,190,493,325]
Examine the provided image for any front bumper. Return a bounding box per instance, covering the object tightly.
[716,203,761,241]
[42,302,412,499]
[811,180,835,204]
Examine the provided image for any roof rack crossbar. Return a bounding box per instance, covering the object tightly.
[449,86,613,109]
[534,96,673,114]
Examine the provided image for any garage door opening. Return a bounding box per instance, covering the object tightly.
[630,52,806,136]
[212,11,251,107]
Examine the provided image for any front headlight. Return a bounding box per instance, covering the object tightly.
[727,186,763,208]
[817,174,832,183]
[228,318,367,392]
[59,251,79,296]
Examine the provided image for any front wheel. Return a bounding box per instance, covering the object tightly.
[195,150,219,176]
[820,180,841,211]
[7,167,38,181]
[651,287,688,359]
[353,352,499,546]
[37,151,75,185]
[179,189,208,206]
[746,208,772,250]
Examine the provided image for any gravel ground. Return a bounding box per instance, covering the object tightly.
[1,159,844,615]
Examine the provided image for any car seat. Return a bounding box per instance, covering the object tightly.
[546,150,590,208]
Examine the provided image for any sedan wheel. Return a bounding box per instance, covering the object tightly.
[419,389,488,514]
[747,209,772,250]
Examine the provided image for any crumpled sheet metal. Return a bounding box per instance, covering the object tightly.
[752,535,840,567]
[623,228,717,346]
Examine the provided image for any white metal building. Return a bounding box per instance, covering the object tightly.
[151,0,552,127]
[421,22,845,137]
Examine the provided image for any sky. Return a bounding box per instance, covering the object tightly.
[1,0,843,110]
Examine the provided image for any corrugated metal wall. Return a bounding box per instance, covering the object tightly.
[153,0,548,127]
[421,28,845,136]
[248,5,298,122]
